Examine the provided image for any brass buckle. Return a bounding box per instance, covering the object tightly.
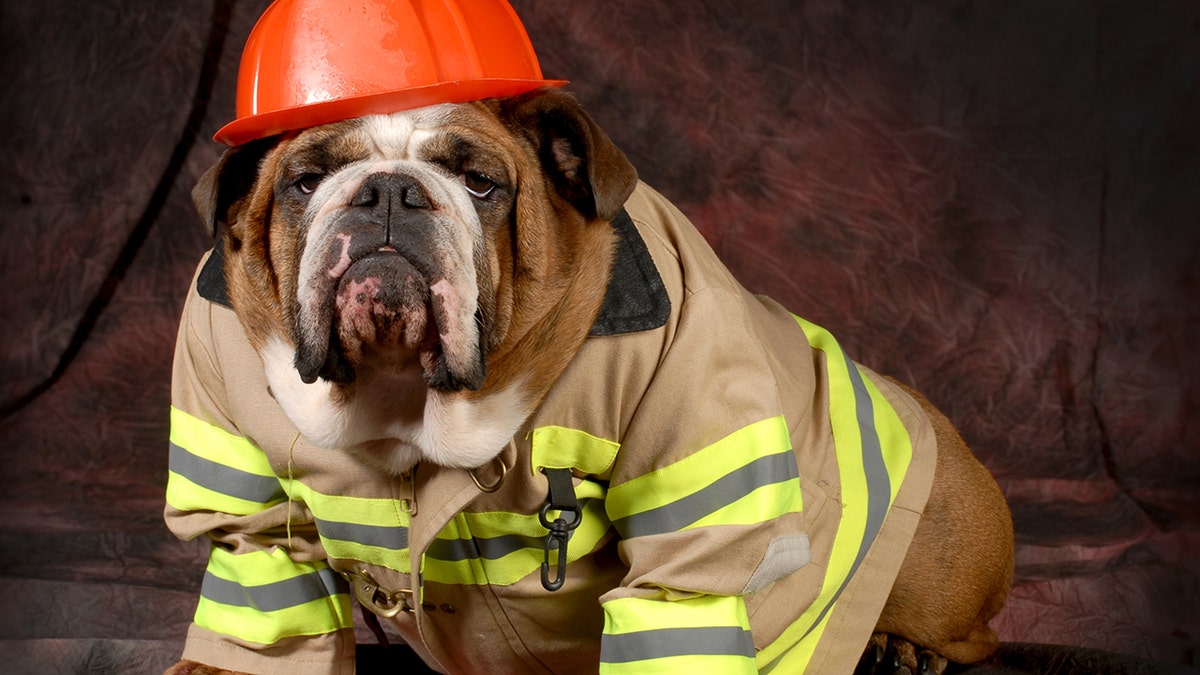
[341,567,414,618]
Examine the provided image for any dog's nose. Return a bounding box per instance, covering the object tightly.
[351,173,432,211]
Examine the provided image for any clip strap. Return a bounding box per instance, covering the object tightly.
[341,567,414,619]
[539,468,581,591]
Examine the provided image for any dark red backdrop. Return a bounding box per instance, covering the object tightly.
[1,1,1197,672]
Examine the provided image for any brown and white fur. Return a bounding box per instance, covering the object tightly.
[169,89,1013,675]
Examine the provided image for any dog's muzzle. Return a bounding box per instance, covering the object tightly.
[293,170,486,391]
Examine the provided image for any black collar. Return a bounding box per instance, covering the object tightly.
[197,209,670,337]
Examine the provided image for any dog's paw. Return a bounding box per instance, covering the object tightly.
[162,660,246,675]
[856,633,949,675]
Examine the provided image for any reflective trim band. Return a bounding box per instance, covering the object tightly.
[531,426,620,477]
[169,406,276,476]
[201,566,343,611]
[423,490,611,586]
[601,595,756,673]
[612,452,800,538]
[428,524,552,562]
[168,443,285,506]
[195,546,352,645]
[756,317,914,672]
[166,470,277,517]
[875,377,917,507]
[844,352,896,564]
[167,407,284,515]
[282,479,412,574]
[422,428,618,586]
[312,516,409,552]
[603,626,755,663]
[606,416,800,536]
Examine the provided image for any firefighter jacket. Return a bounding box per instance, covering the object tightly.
[165,181,937,674]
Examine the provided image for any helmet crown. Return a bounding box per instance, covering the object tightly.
[215,0,565,146]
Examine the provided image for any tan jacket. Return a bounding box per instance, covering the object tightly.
[166,182,936,674]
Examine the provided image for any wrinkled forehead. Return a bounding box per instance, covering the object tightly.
[281,102,510,167]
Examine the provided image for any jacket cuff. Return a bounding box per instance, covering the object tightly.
[180,624,356,675]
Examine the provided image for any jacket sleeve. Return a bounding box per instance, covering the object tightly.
[164,263,355,675]
[597,285,811,674]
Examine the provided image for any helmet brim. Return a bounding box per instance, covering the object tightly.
[214,78,568,146]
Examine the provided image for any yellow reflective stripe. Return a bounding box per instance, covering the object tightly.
[531,426,620,476]
[167,407,284,515]
[465,478,607,531]
[607,417,792,520]
[195,546,352,645]
[423,485,610,586]
[686,477,802,531]
[282,479,412,573]
[870,377,914,506]
[423,513,488,585]
[759,611,830,673]
[205,545,324,587]
[756,317,914,672]
[169,406,275,476]
[606,416,798,536]
[196,594,352,645]
[166,471,275,516]
[600,595,756,673]
[604,594,751,633]
[168,443,285,503]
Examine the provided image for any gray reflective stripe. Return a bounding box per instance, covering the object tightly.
[200,567,345,612]
[315,517,408,551]
[761,353,891,673]
[426,499,601,562]
[600,626,755,664]
[611,451,799,539]
[427,531,544,562]
[848,356,892,569]
[169,443,285,504]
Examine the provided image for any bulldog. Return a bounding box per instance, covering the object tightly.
[165,88,1013,675]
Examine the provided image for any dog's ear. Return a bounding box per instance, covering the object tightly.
[192,136,278,238]
[499,88,638,222]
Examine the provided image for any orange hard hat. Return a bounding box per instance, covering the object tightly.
[214,0,566,146]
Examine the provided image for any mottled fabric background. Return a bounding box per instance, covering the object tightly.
[1,1,1196,672]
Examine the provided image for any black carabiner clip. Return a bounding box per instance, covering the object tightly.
[540,506,573,591]
[539,468,581,591]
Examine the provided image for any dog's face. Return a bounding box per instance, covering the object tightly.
[194,90,636,473]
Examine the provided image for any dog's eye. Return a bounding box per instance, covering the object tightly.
[296,173,325,195]
[461,172,496,199]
